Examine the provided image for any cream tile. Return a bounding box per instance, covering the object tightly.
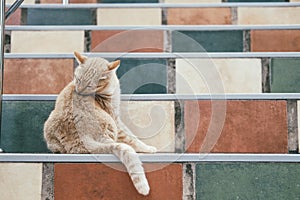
[0,163,43,200]
[11,31,84,53]
[164,0,221,3]
[120,101,175,152]
[291,0,300,1]
[238,7,300,25]
[97,8,162,25]
[176,58,262,94]
[6,0,35,4]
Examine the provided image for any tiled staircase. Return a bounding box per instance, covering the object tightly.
[1,0,300,199]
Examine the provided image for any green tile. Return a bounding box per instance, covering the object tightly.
[117,59,167,94]
[196,163,300,200]
[26,8,95,25]
[1,101,54,153]
[172,31,243,52]
[271,58,300,93]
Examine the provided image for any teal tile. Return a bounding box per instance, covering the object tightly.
[116,59,167,94]
[271,58,300,93]
[196,163,300,200]
[26,8,95,25]
[172,31,243,52]
[1,101,54,153]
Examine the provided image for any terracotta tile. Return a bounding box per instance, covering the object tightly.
[185,100,288,153]
[5,8,21,25]
[40,0,97,2]
[97,8,162,25]
[91,30,164,52]
[251,30,300,52]
[4,59,73,94]
[11,31,84,53]
[176,58,262,94]
[238,7,300,25]
[54,163,182,200]
[0,163,43,200]
[120,101,175,152]
[6,0,35,4]
[167,8,231,25]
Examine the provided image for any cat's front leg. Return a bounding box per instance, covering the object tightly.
[117,120,157,153]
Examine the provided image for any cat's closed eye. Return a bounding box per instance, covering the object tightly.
[99,76,108,80]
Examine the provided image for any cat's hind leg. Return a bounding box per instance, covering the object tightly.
[47,137,67,153]
[117,121,157,153]
[82,136,150,196]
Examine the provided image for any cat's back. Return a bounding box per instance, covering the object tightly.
[54,81,75,112]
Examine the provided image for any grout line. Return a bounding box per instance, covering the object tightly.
[288,100,299,153]
[175,100,185,153]
[231,7,237,25]
[243,30,251,52]
[41,163,54,200]
[183,163,196,200]
[261,58,271,93]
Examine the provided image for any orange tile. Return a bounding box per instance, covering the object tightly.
[5,8,21,25]
[185,100,288,153]
[40,0,97,3]
[4,59,73,94]
[167,8,231,25]
[91,30,164,52]
[251,30,300,52]
[54,163,182,200]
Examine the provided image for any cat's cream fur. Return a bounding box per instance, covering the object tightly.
[44,52,157,195]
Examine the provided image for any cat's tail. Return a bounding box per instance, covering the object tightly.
[112,143,150,196]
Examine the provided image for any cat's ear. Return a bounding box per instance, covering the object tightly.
[108,60,120,71]
[74,51,87,64]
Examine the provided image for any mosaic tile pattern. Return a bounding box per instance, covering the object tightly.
[167,8,231,25]
[55,163,182,200]
[117,59,167,94]
[1,101,53,153]
[11,31,84,53]
[270,58,300,93]
[4,59,74,94]
[172,31,243,52]
[0,163,43,200]
[251,30,300,52]
[196,163,300,199]
[238,7,300,25]
[91,30,164,52]
[26,8,95,25]
[97,8,161,25]
[120,101,175,152]
[185,100,288,153]
[176,58,262,94]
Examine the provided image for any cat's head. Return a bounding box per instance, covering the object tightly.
[73,51,120,96]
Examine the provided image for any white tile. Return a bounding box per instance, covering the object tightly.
[97,8,162,25]
[238,7,300,25]
[120,101,175,152]
[11,31,84,53]
[176,58,262,94]
[0,163,43,200]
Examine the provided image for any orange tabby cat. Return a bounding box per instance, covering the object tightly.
[44,52,157,195]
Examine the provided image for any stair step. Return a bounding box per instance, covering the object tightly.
[1,153,300,162]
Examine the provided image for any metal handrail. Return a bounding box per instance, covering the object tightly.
[0,0,24,153]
